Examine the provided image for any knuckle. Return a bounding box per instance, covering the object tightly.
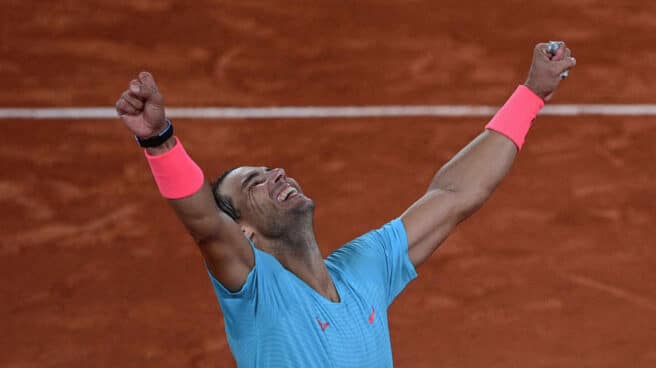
[139,71,153,83]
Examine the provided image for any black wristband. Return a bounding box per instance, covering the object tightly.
[135,119,174,148]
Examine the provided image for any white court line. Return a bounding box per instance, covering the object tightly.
[3,105,656,119]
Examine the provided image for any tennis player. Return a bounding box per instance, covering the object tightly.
[115,42,575,367]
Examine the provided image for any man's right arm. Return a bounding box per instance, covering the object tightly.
[116,72,253,292]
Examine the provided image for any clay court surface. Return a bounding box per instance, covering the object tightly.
[2,1,656,367]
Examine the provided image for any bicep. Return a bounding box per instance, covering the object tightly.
[401,189,477,267]
[168,181,254,291]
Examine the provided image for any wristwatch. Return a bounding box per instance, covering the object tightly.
[135,119,174,147]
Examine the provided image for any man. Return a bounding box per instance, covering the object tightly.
[115,42,575,367]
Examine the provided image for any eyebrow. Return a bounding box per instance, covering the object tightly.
[241,171,259,190]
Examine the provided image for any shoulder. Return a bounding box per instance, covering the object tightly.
[332,218,407,254]
[208,243,287,300]
[326,218,407,273]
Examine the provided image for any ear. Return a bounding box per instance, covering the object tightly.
[240,225,255,241]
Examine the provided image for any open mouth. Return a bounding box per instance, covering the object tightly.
[276,184,299,202]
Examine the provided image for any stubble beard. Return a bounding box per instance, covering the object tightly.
[261,198,315,240]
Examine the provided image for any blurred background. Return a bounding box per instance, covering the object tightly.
[2,1,656,367]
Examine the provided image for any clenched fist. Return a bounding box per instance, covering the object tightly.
[115,71,167,138]
[524,42,576,102]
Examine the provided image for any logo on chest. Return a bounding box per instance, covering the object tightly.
[316,317,330,332]
[316,306,376,333]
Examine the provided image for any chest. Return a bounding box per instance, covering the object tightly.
[260,279,393,367]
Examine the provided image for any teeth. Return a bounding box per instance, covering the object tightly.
[277,186,298,201]
[286,188,297,199]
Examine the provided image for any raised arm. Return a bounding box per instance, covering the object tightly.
[402,42,576,267]
[115,72,253,291]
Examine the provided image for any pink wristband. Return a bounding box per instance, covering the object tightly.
[144,137,204,199]
[485,85,544,150]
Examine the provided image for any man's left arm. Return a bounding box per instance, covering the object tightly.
[402,42,576,267]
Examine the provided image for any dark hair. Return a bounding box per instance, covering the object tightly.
[210,167,241,221]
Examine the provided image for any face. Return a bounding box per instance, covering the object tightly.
[219,166,314,238]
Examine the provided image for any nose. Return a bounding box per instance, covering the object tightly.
[272,168,286,183]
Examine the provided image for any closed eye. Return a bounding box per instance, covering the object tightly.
[249,178,265,190]
[243,167,270,191]
[251,167,270,188]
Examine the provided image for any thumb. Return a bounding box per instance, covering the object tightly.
[130,71,164,106]
[534,43,552,62]
[139,72,164,105]
[554,56,576,74]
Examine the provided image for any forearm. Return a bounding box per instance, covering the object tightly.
[429,130,517,203]
[144,135,252,286]
[401,42,574,266]
[428,85,544,212]
[168,181,226,244]
[142,134,227,242]
[116,72,254,290]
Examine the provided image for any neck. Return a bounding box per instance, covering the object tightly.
[256,222,340,302]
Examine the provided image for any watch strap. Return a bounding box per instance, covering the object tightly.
[135,119,174,148]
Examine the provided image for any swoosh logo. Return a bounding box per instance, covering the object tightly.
[368,307,376,324]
